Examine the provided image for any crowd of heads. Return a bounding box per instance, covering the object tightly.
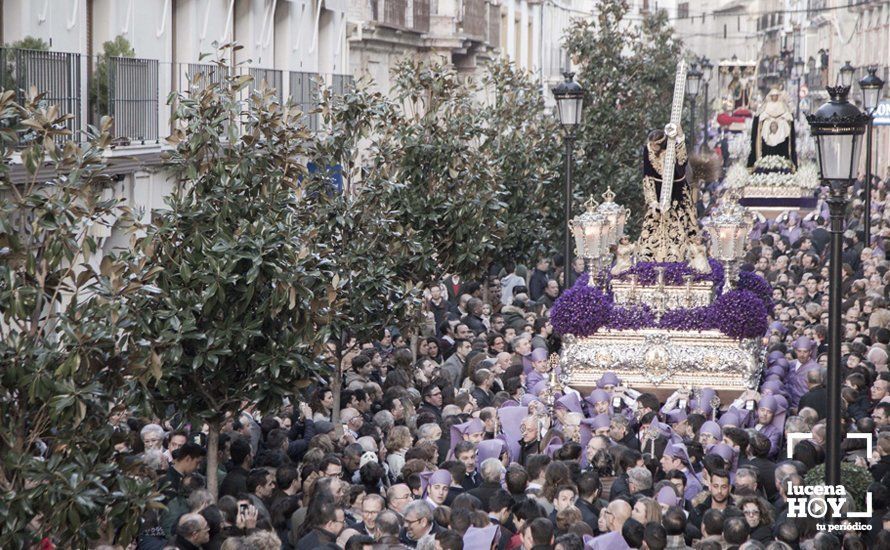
[109,178,890,549]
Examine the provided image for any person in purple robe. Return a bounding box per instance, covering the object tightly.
[698,420,722,451]
[476,439,508,469]
[660,443,702,502]
[585,389,612,416]
[786,336,820,410]
[524,347,551,391]
[463,524,499,550]
[747,394,786,460]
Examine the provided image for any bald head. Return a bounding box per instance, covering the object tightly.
[807,368,823,386]
[341,407,360,423]
[608,500,632,532]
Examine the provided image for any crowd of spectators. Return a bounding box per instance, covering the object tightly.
[119,176,890,550]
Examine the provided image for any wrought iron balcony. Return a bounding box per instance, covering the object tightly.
[0,48,82,142]
[105,56,159,144]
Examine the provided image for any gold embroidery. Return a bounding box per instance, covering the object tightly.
[643,176,657,207]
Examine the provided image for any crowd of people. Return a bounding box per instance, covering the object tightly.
[116,173,890,550]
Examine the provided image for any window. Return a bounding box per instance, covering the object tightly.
[678,2,689,18]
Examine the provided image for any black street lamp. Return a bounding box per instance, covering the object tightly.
[839,61,856,88]
[686,63,703,151]
[793,57,805,120]
[806,86,870,489]
[552,72,585,288]
[859,66,885,247]
[701,57,713,150]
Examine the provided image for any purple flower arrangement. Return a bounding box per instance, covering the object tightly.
[549,280,613,337]
[609,305,656,330]
[714,290,769,340]
[737,270,775,314]
[613,259,725,289]
[550,267,773,341]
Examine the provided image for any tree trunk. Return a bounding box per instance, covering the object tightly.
[206,423,220,500]
[331,364,342,426]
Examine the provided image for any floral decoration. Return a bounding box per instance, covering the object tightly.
[613,259,725,288]
[737,270,775,314]
[549,277,613,337]
[713,290,769,340]
[550,268,773,340]
[609,305,655,330]
[753,155,795,173]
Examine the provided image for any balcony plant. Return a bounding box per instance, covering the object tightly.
[90,36,135,127]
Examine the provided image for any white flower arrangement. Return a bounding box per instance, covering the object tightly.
[753,155,795,172]
[795,162,820,190]
[725,163,748,189]
[723,161,820,190]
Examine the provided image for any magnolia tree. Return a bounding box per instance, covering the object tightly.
[138,53,335,497]
[480,61,563,265]
[0,92,160,546]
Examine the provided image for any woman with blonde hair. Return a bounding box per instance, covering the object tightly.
[631,497,662,525]
[386,426,412,479]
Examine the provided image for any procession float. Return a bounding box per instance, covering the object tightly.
[553,60,769,400]
[722,86,820,217]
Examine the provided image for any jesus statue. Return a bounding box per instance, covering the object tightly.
[636,128,700,263]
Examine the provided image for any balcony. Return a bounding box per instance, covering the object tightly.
[0,47,353,149]
[0,48,82,141]
[105,57,159,144]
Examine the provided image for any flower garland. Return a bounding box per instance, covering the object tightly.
[613,259,725,288]
[550,268,773,340]
[724,161,820,190]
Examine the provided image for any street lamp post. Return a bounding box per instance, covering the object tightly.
[793,57,805,120]
[806,85,870,488]
[858,66,885,247]
[839,61,856,88]
[701,58,713,150]
[552,72,585,288]
[686,64,703,151]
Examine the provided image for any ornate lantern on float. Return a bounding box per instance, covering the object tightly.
[595,187,629,269]
[570,197,608,286]
[701,195,751,294]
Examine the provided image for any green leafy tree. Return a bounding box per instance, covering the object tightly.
[90,36,135,122]
[0,92,160,546]
[380,60,508,281]
[2,37,50,97]
[139,54,334,497]
[565,0,683,236]
[480,61,563,264]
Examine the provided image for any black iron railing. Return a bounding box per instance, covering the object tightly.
[0,48,82,141]
[181,62,228,93]
[108,57,159,143]
[289,71,319,132]
[248,67,283,100]
[331,74,355,97]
